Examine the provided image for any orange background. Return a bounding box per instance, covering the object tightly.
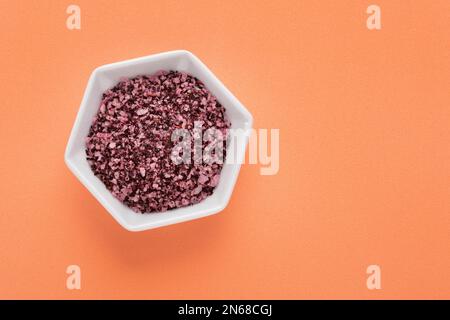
[0,0,449,299]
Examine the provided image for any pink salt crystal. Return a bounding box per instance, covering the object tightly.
[209,174,220,187]
[111,99,121,108]
[198,174,209,184]
[192,185,202,195]
[114,192,126,202]
[109,142,116,148]
[136,108,148,116]
[139,167,146,177]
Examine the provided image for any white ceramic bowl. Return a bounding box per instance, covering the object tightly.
[65,50,253,231]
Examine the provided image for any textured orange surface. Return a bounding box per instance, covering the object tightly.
[0,0,449,299]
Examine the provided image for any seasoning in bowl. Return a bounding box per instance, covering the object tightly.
[85,70,230,213]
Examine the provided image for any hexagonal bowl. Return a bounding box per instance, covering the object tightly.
[64,50,253,231]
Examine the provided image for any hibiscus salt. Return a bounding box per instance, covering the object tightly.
[85,71,230,213]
